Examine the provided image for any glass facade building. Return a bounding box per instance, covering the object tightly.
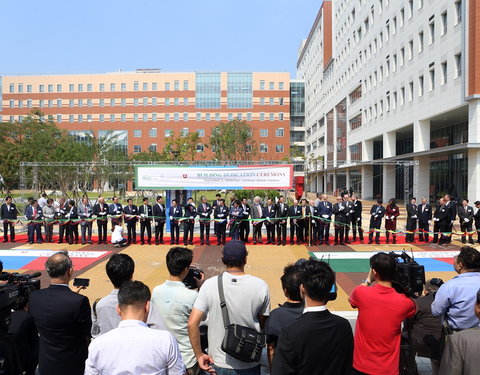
[195,73,221,109]
[227,73,252,109]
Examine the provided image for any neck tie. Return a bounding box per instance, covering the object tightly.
[204,204,206,211]
[324,201,326,207]
[33,208,37,217]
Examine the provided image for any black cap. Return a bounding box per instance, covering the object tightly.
[222,240,247,262]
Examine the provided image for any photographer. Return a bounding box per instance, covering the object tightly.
[349,253,416,375]
[152,247,204,374]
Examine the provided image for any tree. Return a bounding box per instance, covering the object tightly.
[161,131,202,161]
[209,120,258,161]
[130,151,166,162]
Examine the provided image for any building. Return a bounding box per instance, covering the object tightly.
[290,79,306,177]
[298,0,480,202]
[0,71,291,161]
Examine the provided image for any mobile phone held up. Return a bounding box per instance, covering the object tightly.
[73,278,90,287]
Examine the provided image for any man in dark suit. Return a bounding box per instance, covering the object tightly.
[458,199,475,244]
[109,196,123,231]
[66,200,79,245]
[342,193,354,244]
[1,195,17,242]
[276,196,289,246]
[406,197,418,243]
[435,199,451,245]
[474,201,480,244]
[350,195,363,242]
[169,199,183,245]
[240,198,251,243]
[288,200,302,245]
[197,196,212,245]
[229,200,244,241]
[333,196,348,245]
[271,259,354,375]
[417,197,432,242]
[263,198,277,244]
[123,198,138,244]
[298,199,309,243]
[431,198,445,244]
[317,194,333,245]
[183,197,196,245]
[368,199,385,244]
[56,197,69,244]
[78,197,93,245]
[213,199,229,245]
[443,194,456,244]
[251,196,264,244]
[25,199,43,244]
[309,200,320,245]
[93,197,109,244]
[212,193,222,236]
[138,197,153,245]
[29,251,91,375]
[153,196,166,244]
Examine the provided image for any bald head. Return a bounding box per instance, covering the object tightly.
[46,251,73,280]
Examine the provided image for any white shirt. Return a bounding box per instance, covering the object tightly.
[85,319,186,375]
[111,225,123,244]
[38,197,47,208]
[303,305,327,314]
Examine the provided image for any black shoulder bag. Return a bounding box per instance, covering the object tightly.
[217,273,266,363]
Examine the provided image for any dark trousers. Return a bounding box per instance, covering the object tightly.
[289,219,299,244]
[155,220,165,243]
[44,223,54,242]
[406,219,417,242]
[230,220,241,241]
[446,222,454,243]
[3,221,15,241]
[311,220,319,244]
[68,224,79,244]
[297,220,307,243]
[431,222,441,243]
[253,222,263,243]
[216,222,227,244]
[170,222,180,244]
[439,224,450,244]
[418,222,430,242]
[200,222,210,243]
[97,221,108,243]
[58,222,68,243]
[276,222,287,244]
[126,221,137,243]
[265,222,275,243]
[460,222,474,243]
[334,224,345,244]
[81,223,92,244]
[184,221,194,244]
[369,224,381,244]
[28,223,43,243]
[351,219,363,241]
[240,220,250,242]
[319,221,331,244]
[140,220,152,243]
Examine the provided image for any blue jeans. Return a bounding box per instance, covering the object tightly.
[211,365,260,375]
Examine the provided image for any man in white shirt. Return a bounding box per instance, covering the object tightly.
[92,253,166,338]
[188,240,270,374]
[85,280,186,375]
[152,247,204,374]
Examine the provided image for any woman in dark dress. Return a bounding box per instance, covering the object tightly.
[385,198,400,244]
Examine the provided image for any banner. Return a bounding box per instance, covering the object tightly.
[134,165,293,190]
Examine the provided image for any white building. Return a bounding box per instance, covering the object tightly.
[298,0,480,202]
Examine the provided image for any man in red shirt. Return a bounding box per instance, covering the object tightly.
[349,252,416,375]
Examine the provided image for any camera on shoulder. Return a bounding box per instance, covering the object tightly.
[183,267,203,289]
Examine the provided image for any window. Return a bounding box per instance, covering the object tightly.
[121,114,126,122]
[149,144,157,153]
[408,0,413,18]
[133,82,139,91]
[78,115,83,123]
[196,112,201,121]
[228,113,233,121]
[19,100,24,108]
[110,114,115,122]
[400,86,405,105]
[110,98,115,107]
[418,31,424,53]
[121,83,126,91]
[206,113,211,121]
[133,130,142,138]
[134,98,139,106]
[152,97,157,106]
[441,61,448,85]
[9,100,14,108]
[419,75,424,96]
[143,82,148,91]
[260,80,265,90]
[196,129,205,137]
[27,99,32,108]
[269,98,274,105]
[99,114,104,122]
[78,84,83,92]
[279,82,284,90]
[408,40,413,60]
[429,19,435,44]
[279,113,284,121]
[260,129,268,137]
[27,84,32,93]
[227,72,252,109]
[269,113,275,121]
[400,8,405,27]
[269,82,274,90]
[180,127,188,136]
[174,98,179,106]
[174,113,179,121]
[429,66,435,90]
[164,129,172,137]
[174,80,179,91]
[57,84,62,92]
[143,97,148,106]
[133,145,142,153]
[350,114,362,130]
[247,112,252,121]
[455,1,462,25]
[165,98,170,106]
[133,114,139,122]
[408,81,414,101]
[260,98,265,105]
[9,83,14,93]
[400,47,405,66]
[110,83,116,92]
[441,11,447,35]
[87,83,92,92]
[183,112,188,121]
[39,84,45,93]
[183,80,189,90]
[143,114,148,122]
[275,145,284,153]
[57,99,62,108]
[99,83,105,92]
[69,84,74,92]
[68,99,73,107]
[183,98,188,105]
[100,99,105,107]
[165,82,170,91]
[165,113,170,121]
[48,84,53,92]
[260,112,265,121]
[149,128,157,137]
[152,82,157,91]
[121,98,126,106]
[57,115,62,123]
[77,99,83,107]
[276,128,284,137]
[215,113,220,122]
[196,143,204,153]
[260,143,268,153]
[455,53,462,78]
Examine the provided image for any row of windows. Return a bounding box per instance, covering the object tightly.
[132,143,285,154]
[7,97,287,109]
[131,127,285,138]
[8,80,286,93]
[2,112,286,124]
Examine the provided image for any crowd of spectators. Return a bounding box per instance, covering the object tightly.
[5,244,480,375]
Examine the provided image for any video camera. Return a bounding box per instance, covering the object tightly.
[389,251,425,297]
[183,267,203,290]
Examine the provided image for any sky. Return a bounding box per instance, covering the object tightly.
[1,0,322,78]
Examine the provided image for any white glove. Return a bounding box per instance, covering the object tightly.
[374,215,378,219]
[451,220,454,224]
[322,214,328,218]
[412,215,417,219]
[434,218,439,222]
[155,221,158,226]
[66,214,70,219]
[339,206,344,211]
[218,214,224,218]
[371,213,376,216]
[464,218,470,223]
[428,220,431,224]
[350,210,354,214]
[357,217,361,222]
[189,216,194,220]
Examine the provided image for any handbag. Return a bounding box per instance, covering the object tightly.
[217,273,266,363]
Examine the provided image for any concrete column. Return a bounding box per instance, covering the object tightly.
[468,99,480,143]
[383,165,396,200]
[414,119,430,152]
[333,107,338,167]
[383,131,396,158]
[362,139,374,161]
[361,165,374,200]
[345,169,351,194]
[467,149,480,199]
[413,156,430,201]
